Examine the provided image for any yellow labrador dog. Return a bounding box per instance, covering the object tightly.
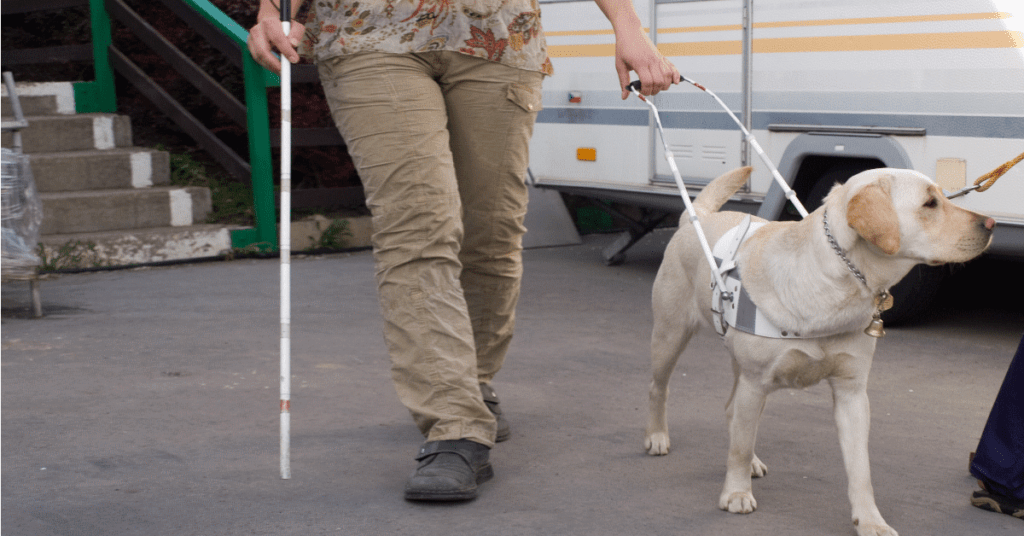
[644,167,994,536]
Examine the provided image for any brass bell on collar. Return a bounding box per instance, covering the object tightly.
[865,291,892,338]
[864,314,886,338]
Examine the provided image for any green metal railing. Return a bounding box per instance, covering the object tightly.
[74,0,117,113]
[76,0,280,251]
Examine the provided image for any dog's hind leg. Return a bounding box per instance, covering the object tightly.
[719,367,768,514]
[645,321,696,455]
[644,277,700,456]
[830,377,898,536]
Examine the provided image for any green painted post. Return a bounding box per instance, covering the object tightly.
[74,0,117,113]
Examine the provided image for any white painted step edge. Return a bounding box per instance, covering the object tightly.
[1,82,76,114]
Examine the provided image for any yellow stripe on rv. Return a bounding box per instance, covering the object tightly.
[543,12,1012,37]
[546,31,1023,58]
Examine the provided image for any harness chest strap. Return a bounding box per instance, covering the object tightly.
[711,215,813,339]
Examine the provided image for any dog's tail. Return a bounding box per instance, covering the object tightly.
[691,167,753,218]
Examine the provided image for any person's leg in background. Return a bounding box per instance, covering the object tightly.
[970,332,1024,518]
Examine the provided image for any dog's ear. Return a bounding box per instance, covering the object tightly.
[846,179,900,255]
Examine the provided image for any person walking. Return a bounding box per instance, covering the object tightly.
[248,0,678,501]
[970,332,1024,518]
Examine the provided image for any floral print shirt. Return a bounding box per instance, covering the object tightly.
[301,0,553,75]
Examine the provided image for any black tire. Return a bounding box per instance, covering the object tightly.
[803,161,882,212]
[882,264,947,325]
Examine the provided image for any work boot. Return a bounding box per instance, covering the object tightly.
[480,383,510,442]
[404,439,493,501]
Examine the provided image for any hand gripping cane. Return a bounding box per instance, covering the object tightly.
[279,0,293,480]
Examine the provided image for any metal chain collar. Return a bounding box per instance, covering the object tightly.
[822,209,869,288]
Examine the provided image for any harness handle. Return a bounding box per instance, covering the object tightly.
[628,83,731,299]
[630,76,809,218]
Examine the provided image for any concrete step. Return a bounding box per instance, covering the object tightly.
[29,148,170,193]
[39,224,236,268]
[1,81,76,116]
[2,81,236,269]
[1,113,132,153]
[40,187,212,235]
[3,94,64,117]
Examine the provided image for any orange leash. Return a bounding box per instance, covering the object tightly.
[974,150,1024,192]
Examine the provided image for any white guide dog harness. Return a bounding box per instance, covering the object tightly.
[711,215,811,339]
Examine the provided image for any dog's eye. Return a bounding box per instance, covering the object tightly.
[924,197,939,208]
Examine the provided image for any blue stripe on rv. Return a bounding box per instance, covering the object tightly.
[536,108,1024,139]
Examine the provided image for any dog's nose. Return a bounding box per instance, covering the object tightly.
[984,217,996,230]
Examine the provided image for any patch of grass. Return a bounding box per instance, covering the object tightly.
[37,240,107,271]
[221,242,275,260]
[163,148,255,226]
[308,218,352,251]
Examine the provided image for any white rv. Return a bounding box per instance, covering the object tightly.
[530,0,1024,318]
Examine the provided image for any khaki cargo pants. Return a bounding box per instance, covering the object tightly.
[318,51,543,447]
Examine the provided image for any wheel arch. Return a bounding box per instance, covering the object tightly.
[756,133,914,220]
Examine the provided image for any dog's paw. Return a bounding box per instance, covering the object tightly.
[719,491,757,514]
[854,520,897,536]
[750,454,767,478]
[644,432,670,456]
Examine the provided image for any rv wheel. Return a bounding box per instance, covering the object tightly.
[882,264,947,325]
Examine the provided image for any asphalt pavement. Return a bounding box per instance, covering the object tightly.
[3,230,1023,536]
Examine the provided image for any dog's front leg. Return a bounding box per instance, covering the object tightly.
[831,379,897,536]
[719,372,767,514]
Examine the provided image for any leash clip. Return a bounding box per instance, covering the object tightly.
[944,184,980,199]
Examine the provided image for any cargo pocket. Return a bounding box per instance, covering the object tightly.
[506,82,543,114]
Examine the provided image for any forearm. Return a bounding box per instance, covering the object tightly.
[257,0,305,22]
[592,0,678,98]
[592,0,645,34]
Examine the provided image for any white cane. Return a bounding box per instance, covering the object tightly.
[279,0,293,480]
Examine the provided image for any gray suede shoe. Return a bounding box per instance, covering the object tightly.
[480,383,510,443]
[404,440,493,502]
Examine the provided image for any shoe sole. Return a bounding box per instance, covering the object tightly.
[971,491,1024,518]
[404,463,494,502]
